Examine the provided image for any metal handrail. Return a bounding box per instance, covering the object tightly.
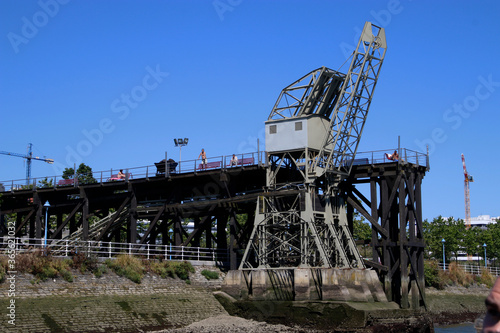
[1,237,229,263]
[0,151,265,192]
[356,148,428,166]
[440,262,500,276]
[0,148,428,192]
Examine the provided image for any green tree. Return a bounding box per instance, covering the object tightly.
[63,163,97,185]
[484,221,500,265]
[352,212,371,258]
[423,216,465,262]
[38,177,54,188]
[353,216,371,242]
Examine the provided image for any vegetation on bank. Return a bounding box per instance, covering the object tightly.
[425,260,496,289]
[0,251,195,284]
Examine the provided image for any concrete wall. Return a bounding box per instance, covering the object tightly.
[0,266,227,333]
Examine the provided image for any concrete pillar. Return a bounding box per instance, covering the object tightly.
[221,270,248,300]
[251,270,270,300]
[294,268,311,301]
[321,269,349,301]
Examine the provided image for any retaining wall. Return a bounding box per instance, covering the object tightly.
[0,266,227,332]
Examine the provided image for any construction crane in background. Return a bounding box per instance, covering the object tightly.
[462,153,473,229]
[0,143,54,185]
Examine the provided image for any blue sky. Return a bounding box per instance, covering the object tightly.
[1,0,499,221]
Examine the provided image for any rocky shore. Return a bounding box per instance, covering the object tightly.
[153,285,491,333]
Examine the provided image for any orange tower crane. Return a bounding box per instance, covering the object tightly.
[461,153,473,229]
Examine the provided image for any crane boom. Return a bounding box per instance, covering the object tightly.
[461,153,473,228]
[0,143,54,185]
[315,22,386,188]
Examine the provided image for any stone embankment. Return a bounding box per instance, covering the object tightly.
[0,265,491,333]
[0,265,228,333]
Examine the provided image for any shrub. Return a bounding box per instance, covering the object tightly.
[93,265,107,278]
[105,255,145,283]
[170,261,194,280]
[71,252,99,273]
[60,269,73,283]
[201,269,219,280]
[0,256,7,283]
[437,261,474,288]
[479,268,496,288]
[0,264,6,283]
[146,260,194,280]
[424,260,440,288]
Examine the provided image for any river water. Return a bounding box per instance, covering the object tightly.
[434,323,477,332]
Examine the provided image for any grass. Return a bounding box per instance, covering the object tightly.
[425,260,496,289]
[201,269,219,280]
[105,255,145,284]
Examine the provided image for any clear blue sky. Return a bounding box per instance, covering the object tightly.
[1,0,499,221]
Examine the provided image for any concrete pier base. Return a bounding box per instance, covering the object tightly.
[222,268,388,303]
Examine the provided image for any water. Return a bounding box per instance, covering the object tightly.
[434,323,477,333]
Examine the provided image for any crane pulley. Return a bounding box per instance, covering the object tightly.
[0,143,54,185]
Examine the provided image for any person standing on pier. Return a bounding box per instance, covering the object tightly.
[198,149,207,170]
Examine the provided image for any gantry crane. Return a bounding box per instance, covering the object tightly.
[0,143,54,185]
[462,153,473,229]
[240,22,387,269]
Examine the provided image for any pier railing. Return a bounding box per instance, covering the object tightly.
[440,262,500,276]
[356,148,429,168]
[0,237,230,265]
[0,148,429,192]
[0,151,265,192]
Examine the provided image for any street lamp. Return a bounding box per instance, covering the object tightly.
[484,243,487,268]
[442,238,446,270]
[43,200,50,252]
[174,138,189,162]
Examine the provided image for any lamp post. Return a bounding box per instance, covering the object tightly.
[484,243,487,268]
[442,238,446,270]
[43,200,50,253]
[174,138,189,162]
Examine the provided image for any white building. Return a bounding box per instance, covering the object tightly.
[469,215,499,229]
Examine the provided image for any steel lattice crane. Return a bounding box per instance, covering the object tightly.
[462,153,473,229]
[240,22,387,269]
[0,143,54,185]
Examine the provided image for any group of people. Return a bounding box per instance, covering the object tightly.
[197,148,239,169]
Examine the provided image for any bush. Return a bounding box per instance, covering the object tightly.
[201,269,219,280]
[437,262,474,288]
[170,261,194,280]
[479,268,496,288]
[146,260,194,280]
[93,265,107,278]
[60,269,73,283]
[424,260,440,288]
[105,255,145,283]
[0,256,7,283]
